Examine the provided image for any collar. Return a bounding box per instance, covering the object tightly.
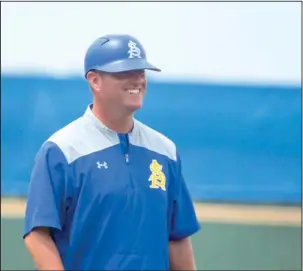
[82,104,137,136]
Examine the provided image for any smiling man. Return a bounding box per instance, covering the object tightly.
[23,34,200,270]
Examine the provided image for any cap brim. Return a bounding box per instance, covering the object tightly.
[92,58,161,73]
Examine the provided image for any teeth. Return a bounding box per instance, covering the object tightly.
[127,89,140,94]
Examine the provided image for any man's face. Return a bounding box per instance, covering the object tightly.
[91,70,147,115]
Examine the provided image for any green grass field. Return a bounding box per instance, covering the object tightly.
[1,199,301,270]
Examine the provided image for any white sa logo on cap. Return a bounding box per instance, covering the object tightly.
[128,40,141,59]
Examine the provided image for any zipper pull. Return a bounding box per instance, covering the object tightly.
[125,154,129,163]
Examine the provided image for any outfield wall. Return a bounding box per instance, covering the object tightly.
[1,75,301,204]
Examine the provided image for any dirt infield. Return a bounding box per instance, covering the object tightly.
[193,202,301,226]
[1,198,301,226]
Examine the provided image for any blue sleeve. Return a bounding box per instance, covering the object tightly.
[169,153,201,241]
[24,141,71,238]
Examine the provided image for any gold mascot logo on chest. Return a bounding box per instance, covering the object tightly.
[149,159,166,191]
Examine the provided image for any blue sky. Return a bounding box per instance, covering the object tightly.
[1,2,300,84]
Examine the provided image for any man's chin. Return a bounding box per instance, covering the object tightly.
[125,103,143,114]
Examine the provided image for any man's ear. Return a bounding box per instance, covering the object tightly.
[87,71,102,93]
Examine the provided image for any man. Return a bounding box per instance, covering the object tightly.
[23,34,200,270]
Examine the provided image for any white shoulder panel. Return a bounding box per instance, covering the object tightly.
[47,117,119,164]
[130,120,177,161]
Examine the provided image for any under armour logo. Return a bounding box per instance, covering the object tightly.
[96,161,108,169]
[128,40,141,59]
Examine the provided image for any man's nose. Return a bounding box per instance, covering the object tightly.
[131,71,146,84]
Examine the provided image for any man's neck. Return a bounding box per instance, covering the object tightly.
[91,104,134,134]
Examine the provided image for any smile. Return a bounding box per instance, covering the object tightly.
[126,89,141,94]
